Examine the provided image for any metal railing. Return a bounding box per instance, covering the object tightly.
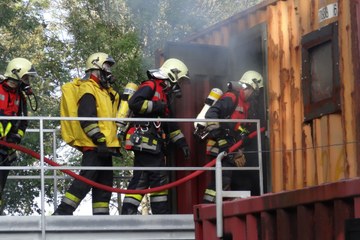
[0,116,263,240]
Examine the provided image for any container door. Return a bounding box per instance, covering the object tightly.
[162,42,230,214]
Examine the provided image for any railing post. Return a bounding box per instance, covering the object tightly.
[39,118,46,240]
[52,130,58,211]
[216,151,227,239]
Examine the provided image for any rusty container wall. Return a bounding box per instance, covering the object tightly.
[194,177,360,240]
[183,0,360,193]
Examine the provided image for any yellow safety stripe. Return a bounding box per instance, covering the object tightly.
[4,122,12,136]
[169,130,184,143]
[139,100,149,114]
[218,139,228,146]
[149,190,168,196]
[125,139,158,151]
[92,202,109,208]
[124,194,143,201]
[18,129,24,137]
[204,189,216,197]
[0,122,13,138]
[208,122,219,127]
[83,123,98,133]
[0,122,4,137]
[142,136,158,145]
[238,125,248,134]
[64,192,81,204]
[169,130,181,139]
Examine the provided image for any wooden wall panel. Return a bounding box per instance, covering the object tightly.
[304,125,316,186]
[311,0,320,30]
[314,117,330,184]
[339,0,357,178]
[328,115,345,180]
[289,0,304,189]
[278,1,294,190]
[268,4,283,192]
[298,0,312,35]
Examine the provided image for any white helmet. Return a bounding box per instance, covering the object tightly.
[85,52,115,88]
[85,52,115,72]
[148,58,189,84]
[4,58,37,82]
[147,58,190,84]
[239,70,263,91]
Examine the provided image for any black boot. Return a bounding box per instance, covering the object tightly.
[52,202,75,215]
[121,204,138,215]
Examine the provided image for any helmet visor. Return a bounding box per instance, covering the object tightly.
[102,62,112,73]
[21,74,36,85]
[240,83,252,90]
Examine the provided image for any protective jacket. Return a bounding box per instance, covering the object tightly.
[0,82,27,139]
[125,79,186,153]
[205,89,249,156]
[61,77,120,148]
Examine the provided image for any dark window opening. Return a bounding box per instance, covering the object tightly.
[301,22,340,122]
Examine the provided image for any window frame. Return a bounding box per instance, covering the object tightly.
[301,22,341,122]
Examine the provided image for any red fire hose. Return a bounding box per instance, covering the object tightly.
[0,127,265,194]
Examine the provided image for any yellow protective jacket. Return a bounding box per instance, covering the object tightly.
[60,78,120,148]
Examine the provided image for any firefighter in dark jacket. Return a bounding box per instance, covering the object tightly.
[122,58,191,215]
[202,70,263,203]
[0,58,37,210]
[54,52,121,215]
[232,70,265,196]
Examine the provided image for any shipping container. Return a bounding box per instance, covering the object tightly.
[160,0,360,216]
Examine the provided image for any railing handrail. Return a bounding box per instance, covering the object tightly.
[0,116,263,240]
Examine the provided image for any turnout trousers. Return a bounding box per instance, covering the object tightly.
[121,150,169,215]
[55,150,113,215]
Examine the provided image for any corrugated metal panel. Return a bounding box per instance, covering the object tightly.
[0,215,195,240]
[194,177,360,240]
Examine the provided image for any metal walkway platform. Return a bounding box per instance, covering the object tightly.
[0,214,195,240]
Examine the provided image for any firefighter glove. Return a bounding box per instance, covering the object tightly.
[91,132,106,145]
[233,150,246,167]
[6,130,24,144]
[152,101,167,115]
[97,143,110,154]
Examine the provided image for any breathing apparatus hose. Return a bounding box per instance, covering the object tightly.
[0,127,265,194]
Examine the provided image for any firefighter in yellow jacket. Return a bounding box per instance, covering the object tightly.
[54,52,120,215]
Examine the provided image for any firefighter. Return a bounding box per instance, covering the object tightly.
[122,58,191,215]
[231,70,265,196]
[202,70,263,203]
[53,52,121,215]
[0,58,37,211]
